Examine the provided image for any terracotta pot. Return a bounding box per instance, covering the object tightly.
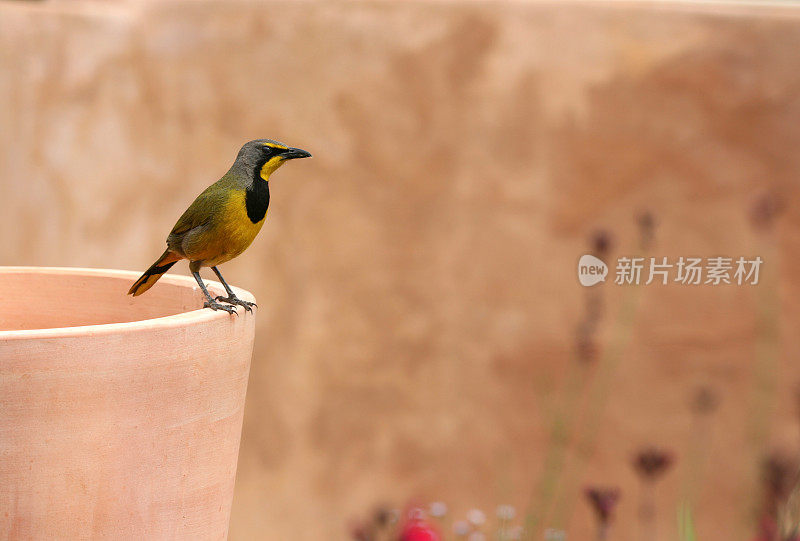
[0,267,256,540]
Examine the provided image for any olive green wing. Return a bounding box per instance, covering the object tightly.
[166,180,230,254]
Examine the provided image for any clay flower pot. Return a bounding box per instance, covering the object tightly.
[0,267,256,540]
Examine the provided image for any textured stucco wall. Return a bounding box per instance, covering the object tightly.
[2,1,800,539]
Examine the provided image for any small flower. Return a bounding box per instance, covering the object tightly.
[544,529,566,541]
[399,518,441,541]
[453,520,470,537]
[584,486,620,526]
[590,229,613,258]
[637,210,656,249]
[691,386,718,415]
[374,506,392,528]
[761,452,797,508]
[466,509,486,527]
[750,192,783,231]
[429,501,448,518]
[633,447,675,481]
[407,507,426,521]
[496,504,516,521]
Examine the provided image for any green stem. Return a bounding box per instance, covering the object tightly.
[549,283,643,529]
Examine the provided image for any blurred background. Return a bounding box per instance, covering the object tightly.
[3,0,800,539]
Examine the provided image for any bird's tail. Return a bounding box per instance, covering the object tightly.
[128,249,182,297]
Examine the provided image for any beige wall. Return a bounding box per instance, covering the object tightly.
[3,1,800,539]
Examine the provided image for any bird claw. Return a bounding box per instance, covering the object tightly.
[215,295,256,313]
[204,300,239,315]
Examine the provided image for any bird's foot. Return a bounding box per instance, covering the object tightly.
[204,300,239,315]
[215,295,256,313]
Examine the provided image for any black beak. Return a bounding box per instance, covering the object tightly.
[281,147,312,160]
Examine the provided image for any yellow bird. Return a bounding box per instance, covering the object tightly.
[128,139,311,314]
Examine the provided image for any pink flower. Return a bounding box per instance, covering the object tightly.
[399,519,441,541]
[584,487,620,526]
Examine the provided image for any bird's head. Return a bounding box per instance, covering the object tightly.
[236,139,312,182]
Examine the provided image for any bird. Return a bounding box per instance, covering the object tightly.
[128,139,311,314]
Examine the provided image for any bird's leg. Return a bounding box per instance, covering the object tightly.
[192,270,238,315]
[212,266,256,312]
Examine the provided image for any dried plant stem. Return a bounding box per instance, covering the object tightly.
[680,410,711,518]
[523,361,590,537]
[498,518,509,540]
[550,284,643,529]
[739,240,780,541]
[523,269,608,538]
[638,481,656,541]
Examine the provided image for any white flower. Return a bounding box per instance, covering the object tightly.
[544,529,567,541]
[496,504,516,521]
[408,507,425,521]
[453,520,470,536]
[466,508,486,526]
[429,501,448,518]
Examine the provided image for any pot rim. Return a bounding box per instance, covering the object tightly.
[0,266,256,341]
